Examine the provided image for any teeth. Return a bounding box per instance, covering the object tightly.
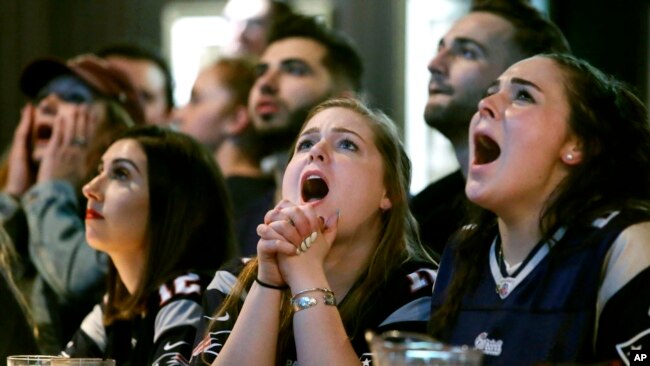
[307,175,321,180]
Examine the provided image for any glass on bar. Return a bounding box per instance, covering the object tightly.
[50,359,115,366]
[7,355,62,366]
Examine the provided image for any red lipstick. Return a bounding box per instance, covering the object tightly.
[86,209,104,219]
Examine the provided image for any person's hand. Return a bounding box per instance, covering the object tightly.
[36,104,99,187]
[3,104,36,197]
[257,199,339,288]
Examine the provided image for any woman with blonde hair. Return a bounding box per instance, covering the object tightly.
[191,97,436,365]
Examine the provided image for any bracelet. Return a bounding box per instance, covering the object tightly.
[290,289,337,312]
[292,287,334,298]
[255,277,289,290]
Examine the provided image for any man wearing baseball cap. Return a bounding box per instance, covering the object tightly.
[0,54,144,352]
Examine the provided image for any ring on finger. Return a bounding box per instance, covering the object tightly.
[72,136,87,146]
[296,232,317,254]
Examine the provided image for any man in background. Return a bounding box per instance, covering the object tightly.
[411,0,571,256]
[97,42,175,125]
[248,13,364,200]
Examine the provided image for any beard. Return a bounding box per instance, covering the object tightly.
[424,94,482,143]
[256,104,313,155]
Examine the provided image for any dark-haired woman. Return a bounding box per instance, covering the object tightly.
[62,126,237,364]
[429,54,650,365]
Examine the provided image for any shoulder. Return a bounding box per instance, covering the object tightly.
[158,272,213,307]
[371,261,436,332]
[600,220,650,305]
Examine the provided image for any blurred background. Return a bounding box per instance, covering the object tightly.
[1,0,647,193]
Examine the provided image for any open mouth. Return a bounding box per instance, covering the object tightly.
[34,124,53,143]
[474,134,501,165]
[301,175,329,203]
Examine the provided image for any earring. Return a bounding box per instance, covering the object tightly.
[566,153,574,161]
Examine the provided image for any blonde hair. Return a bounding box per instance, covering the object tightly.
[205,97,433,363]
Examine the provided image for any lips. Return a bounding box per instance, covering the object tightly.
[255,101,279,117]
[86,208,104,219]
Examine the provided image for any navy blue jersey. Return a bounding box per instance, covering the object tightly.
[62,272,212,366]
[431,209,650,365]
[190,258,437,365]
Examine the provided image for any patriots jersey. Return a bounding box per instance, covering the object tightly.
[62,272,212,366]
[431,209,650,365]
[190,258,437,365]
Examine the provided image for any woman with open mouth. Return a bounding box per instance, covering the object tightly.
[0,55,144,353]
[62,125,237,363]
[190,98,436,365]
[429,54,650,365]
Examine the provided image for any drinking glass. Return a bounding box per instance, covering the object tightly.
[366,330,483,366]
[50,360,115,366]
[6,355,62,366]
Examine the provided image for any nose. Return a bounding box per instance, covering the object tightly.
[477,93,499,120]
[37,93,61,115]
[427,48,449,78]
[82,174,104,202]
[308,140,328,163]
[257,69,278,95]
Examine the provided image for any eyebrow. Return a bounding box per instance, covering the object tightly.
[300,126,366,142]
[487,77,543,93]
[111,158,141,173]
[511,77,542,92]
[280,58,312,68]
[440,37,488,55]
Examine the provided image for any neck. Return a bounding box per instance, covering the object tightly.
[452,137,469,178]
[215,141,263,177]
[497,213,542,266]
[110,250,146,295]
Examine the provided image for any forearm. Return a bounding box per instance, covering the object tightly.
[213,282,282,366]
[289,273,359,366]
[292,299,359,366]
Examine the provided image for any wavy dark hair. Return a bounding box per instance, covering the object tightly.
[267,13,364,93]
[429,54,650,337]
[104,125,237,323]
[206,97,433,364]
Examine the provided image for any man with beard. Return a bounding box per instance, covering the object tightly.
[248,13,363,202]
[410,0,571,257]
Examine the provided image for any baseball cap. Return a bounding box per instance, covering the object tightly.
[20,54,145,124]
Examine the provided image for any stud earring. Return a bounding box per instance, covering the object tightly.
[566,153,574,161]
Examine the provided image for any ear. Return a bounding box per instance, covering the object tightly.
[224,105,250,135]
[379,191,392,211]
[561,137,583,165]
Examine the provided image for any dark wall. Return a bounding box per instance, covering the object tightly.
[0,0,173,151]
[550,0,649,103]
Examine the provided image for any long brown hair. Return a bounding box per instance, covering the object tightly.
[103,126,237,323]
[206,97,434,363]
[429,54,650,338]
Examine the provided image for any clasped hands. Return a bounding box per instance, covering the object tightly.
[256,199,339,289]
